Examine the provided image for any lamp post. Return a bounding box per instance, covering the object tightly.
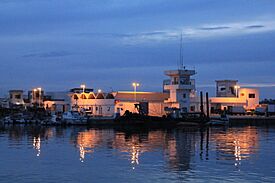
[80,84,86,93]
[132,82,140,102]
[37,87,42,107]
[234,85,240,98]
[33,89,37,107]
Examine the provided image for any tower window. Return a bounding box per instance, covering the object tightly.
[183,94,186,98]
[249,93,255,98]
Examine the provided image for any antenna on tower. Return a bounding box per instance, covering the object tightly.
[178,32,185,70]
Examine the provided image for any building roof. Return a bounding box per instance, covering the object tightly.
[9,90,23,93]
[210,97,246,104]
[69,88,94,93]
[113,91,169,102]
[215,80,238,83]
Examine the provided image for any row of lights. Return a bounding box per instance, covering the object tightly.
[80,84,102,93]
[80,82,141,93]
[33,83,141,103]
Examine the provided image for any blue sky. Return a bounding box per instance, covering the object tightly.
[0,0,275,98]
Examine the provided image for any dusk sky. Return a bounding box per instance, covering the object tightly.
[0,0,275,98]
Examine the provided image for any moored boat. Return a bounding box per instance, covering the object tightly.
[62,111,87,125]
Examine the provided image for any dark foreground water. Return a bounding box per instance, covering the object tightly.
[0,125,275,183]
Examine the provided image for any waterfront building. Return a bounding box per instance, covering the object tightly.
[113,91,169,117]
[210,80,259,112]
[69,91,115,117]
[216,80,238,97]
[68,90,169,117]
[9,90,25,108]
[163,68,196,113]
[28,88,44,107]
[43,91,70,113]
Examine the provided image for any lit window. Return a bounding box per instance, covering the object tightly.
[241,93,245,97]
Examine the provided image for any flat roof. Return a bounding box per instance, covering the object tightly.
[215,80,238,82]
[210,97,246,104]
[9,90,23,93]
[113,91,169,102]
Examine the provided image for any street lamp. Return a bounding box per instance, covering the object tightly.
[37,88,42,107]
[33,89,37,106]
[132,82,140,102]
[80,84,86,93]
[234,85,240,98]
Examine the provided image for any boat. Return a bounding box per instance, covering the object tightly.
[208,114,229,126]
[62,111,87,125]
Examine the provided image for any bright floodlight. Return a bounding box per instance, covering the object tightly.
[132,82,140,87]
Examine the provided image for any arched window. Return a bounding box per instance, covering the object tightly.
[106,93,114,99]
[96,93,104,99]
[80,94,87,99]
[88,93,95,99]
[73,94,79,100]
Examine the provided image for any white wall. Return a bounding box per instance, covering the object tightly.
[238,88,259,110]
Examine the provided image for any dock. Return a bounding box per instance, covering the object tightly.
[228,116,275,126]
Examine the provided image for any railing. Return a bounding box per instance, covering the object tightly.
[164,79,195,86]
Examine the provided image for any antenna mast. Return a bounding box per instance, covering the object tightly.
[179,32,184,69]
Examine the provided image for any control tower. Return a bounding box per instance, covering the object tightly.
[163,68,196,113]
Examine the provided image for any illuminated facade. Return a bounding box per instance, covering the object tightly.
[210,80,259,111]
[29,88,44,107]
[113,91,169,117]
[69,92,115,117]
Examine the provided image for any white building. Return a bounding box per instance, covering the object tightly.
[163,69,196,113]
[43,91,71,113]
[113,91,169,117]
[210,80,259,112]
[9,90,25,108]
[69,92,115,117]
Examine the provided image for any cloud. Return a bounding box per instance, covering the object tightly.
[240,83,275,88]
[23,51,73,58]
[245,25,265,29]
[198,83,275,88]
[199,26,231,30]
[111,20,275,44]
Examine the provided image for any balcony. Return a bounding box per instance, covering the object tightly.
[164,79,195,90]
[164,69,196,76]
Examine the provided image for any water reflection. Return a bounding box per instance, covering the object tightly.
[71,128,198,171]
[76,130,99,162]
[33,136,41,156]
[211,126,259,169]
[0,125,265,174]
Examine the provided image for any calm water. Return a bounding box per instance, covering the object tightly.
[0,124,275,183]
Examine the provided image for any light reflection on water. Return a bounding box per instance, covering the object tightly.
[0,125,275,182]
